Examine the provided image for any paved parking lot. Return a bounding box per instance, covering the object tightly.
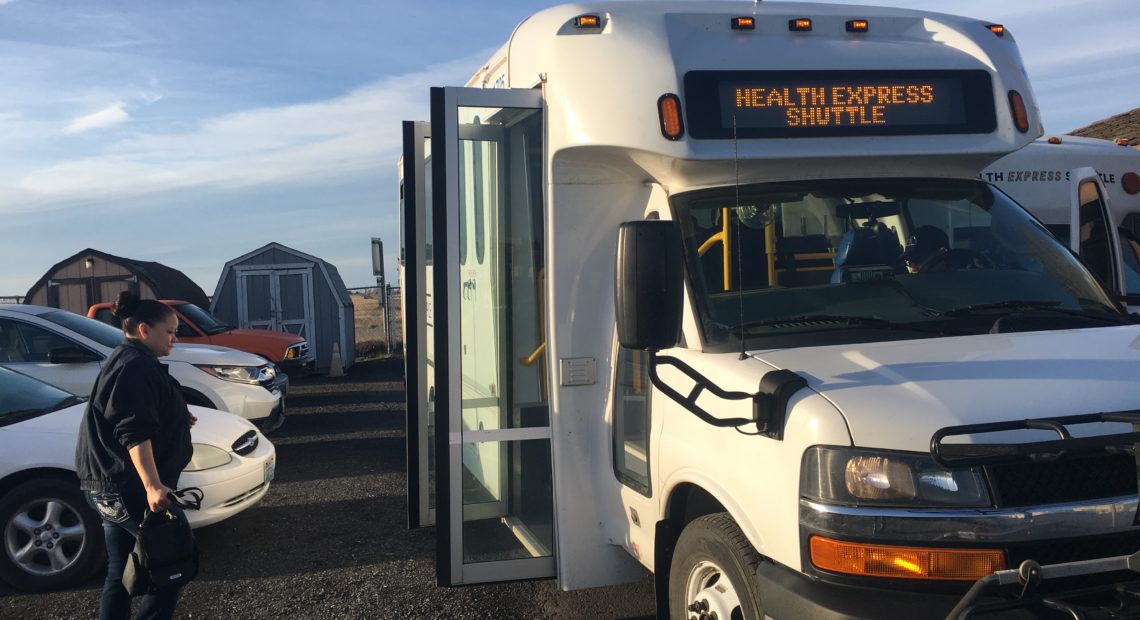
[0,357,656,619]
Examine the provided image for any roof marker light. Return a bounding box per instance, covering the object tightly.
[658,94,684,141]
[1047,136,1062,144]
[575,15,601,29]
[732,16,755,30]
[846,19,869,33]
[1122,172,1140,195]
[1008,91,1029,133]
[987,24,1005,37]
[1116,137,1132,146]
[789,18,812,32]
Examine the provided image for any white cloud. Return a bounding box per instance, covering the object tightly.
[6,52,482,212]
[64,102,129,134]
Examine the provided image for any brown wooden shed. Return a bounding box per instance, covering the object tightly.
[24,248,210,315]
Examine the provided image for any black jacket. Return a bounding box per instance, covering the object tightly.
[75,338,193,494]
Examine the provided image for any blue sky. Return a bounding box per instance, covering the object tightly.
[1,0,1137,296]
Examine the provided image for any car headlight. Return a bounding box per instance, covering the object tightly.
[195,365,264,384]
[801,446,991,508]
[183,443,232,472]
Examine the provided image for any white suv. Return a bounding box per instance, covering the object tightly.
[0,305,286,427]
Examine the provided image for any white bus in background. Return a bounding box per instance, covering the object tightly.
[983,135,1140,311]
[398,3,1140,618]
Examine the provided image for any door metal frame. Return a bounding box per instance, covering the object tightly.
[403,120,434,529]
[1069,167,1125,297]
[433,86,554,586]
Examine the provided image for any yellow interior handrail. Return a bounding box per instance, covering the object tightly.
[520,341,546,366]
[698,206,839,290]
[696,208,732,290]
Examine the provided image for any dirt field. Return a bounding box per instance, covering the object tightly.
[352,290,401,359]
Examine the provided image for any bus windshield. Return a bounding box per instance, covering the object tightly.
[673,178,1122,349]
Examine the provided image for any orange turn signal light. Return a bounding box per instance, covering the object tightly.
[1116,137,1132,146]
[1008,90,1029,133]
[1123,172,1140,195]
[732,16,755,30]
[658,94,684,141]
[575,15,600,29]
[987,24,1005,37]
[1047,136,1062,144]
[846,19,869,33]
[810,536,1005,581]
[789,18,812,32]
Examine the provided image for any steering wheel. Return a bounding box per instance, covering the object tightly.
[923,248,996,271]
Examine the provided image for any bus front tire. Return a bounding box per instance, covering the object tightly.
[668,513,763,620]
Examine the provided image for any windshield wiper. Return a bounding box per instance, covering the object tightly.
[742,314,946,334]
[938,300,1132,324]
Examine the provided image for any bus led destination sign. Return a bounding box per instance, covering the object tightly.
[684,70,996,139]
[734,83,936,127]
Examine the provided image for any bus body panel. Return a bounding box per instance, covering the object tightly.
[394,3,1140,615]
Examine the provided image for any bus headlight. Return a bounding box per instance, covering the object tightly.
[801,446,991,508]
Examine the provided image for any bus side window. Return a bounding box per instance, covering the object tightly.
[613,346,651,496]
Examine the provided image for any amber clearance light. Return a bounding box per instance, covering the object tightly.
[658,94,684,140]
[1008,90,1029,133]
[810,536,1005,581]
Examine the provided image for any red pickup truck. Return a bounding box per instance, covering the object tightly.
[88,300,313,374]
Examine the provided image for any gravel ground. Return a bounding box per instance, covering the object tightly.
[0,357,656,619]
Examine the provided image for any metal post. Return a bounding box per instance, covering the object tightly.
[384,284,393,354]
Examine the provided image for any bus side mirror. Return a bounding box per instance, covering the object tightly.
[615,221,683,351]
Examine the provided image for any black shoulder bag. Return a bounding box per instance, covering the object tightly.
[122,487,203,595]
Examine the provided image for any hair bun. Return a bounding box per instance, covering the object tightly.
[112,291,141,320]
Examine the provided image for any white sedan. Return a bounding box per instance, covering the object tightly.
[0,304,287,429]
[0,366,275,591]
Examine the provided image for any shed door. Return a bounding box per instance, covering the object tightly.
[276,269,314,340]
[237,268,315,340]
[432,86,553,586]
[237,270,276,330]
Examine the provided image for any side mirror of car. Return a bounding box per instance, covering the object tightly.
[48,346,101,364]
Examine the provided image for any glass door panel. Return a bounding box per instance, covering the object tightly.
[433,87,553,585]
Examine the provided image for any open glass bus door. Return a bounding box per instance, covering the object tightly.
[402,120,435,529]
[1069,167,1126,303]
[425,86,554,585]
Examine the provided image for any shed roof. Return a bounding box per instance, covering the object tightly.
[25,248,210,308]
[214,242,352,307]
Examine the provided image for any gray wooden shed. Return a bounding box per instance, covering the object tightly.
[211,243,355,374]
[25,248,210,315]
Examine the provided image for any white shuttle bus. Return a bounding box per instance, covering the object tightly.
[983,136,1140,312]
[398,3,1140,618]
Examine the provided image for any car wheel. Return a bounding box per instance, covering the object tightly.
[668,513,763,620]
[0,478,104,591]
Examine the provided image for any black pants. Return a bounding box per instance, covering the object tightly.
[87,491,181,620]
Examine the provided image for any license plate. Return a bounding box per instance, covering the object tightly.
[264,459,276,483]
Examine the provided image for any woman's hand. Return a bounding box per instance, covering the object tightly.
[189,413,198,427]
[145,483,173,512]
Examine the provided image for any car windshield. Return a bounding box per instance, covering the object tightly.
[0,366,83,426]
[673,178,1122,350]
[175,303,231,335]
[39,310,123,349]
